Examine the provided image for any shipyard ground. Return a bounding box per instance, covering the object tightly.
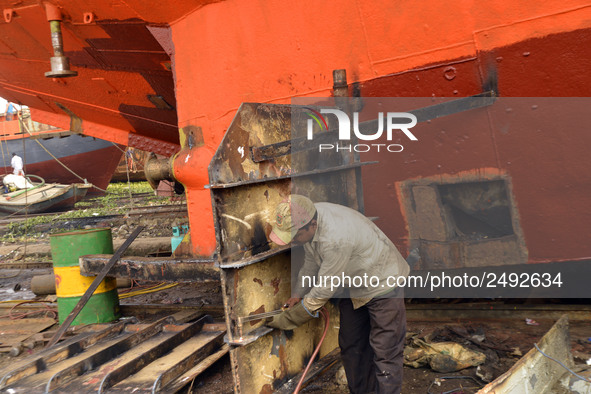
[1,273,590,393]
[0,190,589,393]
[1,261,590,393]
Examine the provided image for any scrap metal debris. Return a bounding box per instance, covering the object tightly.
[0,317,55,354]
[404,323,521,377]
[480,315,588,394]
[404,337,486,373]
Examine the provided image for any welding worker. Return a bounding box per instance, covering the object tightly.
[11,153,24,177]
[267,195,410,394]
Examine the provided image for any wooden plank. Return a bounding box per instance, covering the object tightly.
[45,316,173,391]
[167,344,230,393]
[4,184,57,202]
[406,303,591,321]
[101,331,224,393]
[0,318,55,348]
[97,316,208,393]
[0,321,127,389]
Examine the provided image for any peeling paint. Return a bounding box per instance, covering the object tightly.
[271,278,281,295]
[270,330,287,357]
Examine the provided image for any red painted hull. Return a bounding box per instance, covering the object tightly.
[18,145,122,195]
[0,0,589,261]
[0,128,123,195]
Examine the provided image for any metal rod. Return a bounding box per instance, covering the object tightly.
[209,161,376,190]
[46,226,144,348]
[237,309,284,325]
[44,19,78,78]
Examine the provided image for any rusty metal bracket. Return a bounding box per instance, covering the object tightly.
[218,244,290,269]
[209,102,364,392]
[226,309,283,347]
[209,161,376,190]
[250,91,496,163]
[3,9,14,23]
[224,325,274,347]
[237,309,283,326]
[80,255,219,282]
[83,12,95,24]
[410,90,496,123]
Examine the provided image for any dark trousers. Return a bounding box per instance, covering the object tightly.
[339,289,406,394]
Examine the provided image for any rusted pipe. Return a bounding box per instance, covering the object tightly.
[332,69,348,97]
[31,274,131,296]
[333,68,364,113]
[144,153,176,190]
[44,3,77,78]
[333,68,352,113]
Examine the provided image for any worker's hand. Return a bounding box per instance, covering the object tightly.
[267,301,316,330]
[283,297,302,309]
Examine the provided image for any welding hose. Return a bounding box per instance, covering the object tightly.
[294,306,329,394]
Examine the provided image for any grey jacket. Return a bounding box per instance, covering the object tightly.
[297,202,410,311]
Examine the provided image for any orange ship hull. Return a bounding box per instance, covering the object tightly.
[0,0,589,262]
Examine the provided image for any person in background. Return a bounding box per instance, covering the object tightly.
[11,153,24,176]
[267,194,410,394]
[126,148,136,173]
[5,103,17,121]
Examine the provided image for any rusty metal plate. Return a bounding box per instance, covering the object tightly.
[210,102,361,392]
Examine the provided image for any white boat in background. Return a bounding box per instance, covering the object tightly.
[0,175,92,214]
[1,108,123,195]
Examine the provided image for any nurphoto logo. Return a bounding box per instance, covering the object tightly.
[306,108,418,153]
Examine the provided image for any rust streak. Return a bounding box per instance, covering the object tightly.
[249,305,266,327]
[271,278,281,295]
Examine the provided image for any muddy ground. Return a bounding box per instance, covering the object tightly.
[0,198,590,393]
[1,259,590,394]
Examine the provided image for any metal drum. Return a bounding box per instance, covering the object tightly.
[50,228,120,325]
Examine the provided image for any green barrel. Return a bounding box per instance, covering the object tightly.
[50,228,120,325]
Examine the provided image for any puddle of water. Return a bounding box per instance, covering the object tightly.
[0,287,37,302]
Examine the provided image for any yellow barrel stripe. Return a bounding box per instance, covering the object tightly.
[53,266,117,297]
